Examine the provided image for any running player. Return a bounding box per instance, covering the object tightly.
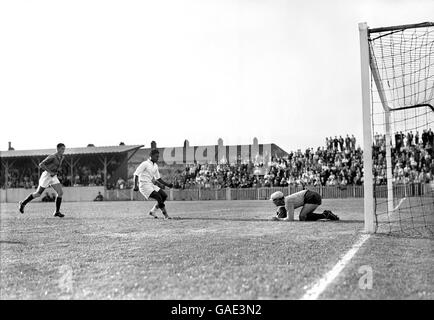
[270,189,339,221]
[133,149,173,219]
[19,143,66,217]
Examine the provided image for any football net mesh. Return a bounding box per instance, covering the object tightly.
[368,22,434,237]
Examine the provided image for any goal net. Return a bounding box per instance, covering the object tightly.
[359,22,434,237]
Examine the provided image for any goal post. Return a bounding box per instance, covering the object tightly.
[359,21,434,236]
[359,22,375,233]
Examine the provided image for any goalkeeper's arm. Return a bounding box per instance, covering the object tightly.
[283,198,295,221]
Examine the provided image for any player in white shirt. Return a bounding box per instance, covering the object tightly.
[269,189,339,221]
[133,149,173,219]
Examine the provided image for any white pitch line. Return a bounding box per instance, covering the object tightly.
[300,233,371,300]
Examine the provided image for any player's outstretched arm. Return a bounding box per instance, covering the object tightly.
[156,178,173,189]
[133,175,139,191]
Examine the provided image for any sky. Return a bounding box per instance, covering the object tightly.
[1,0,433,152]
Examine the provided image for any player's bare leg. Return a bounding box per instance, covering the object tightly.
[51,183,65,218]
[19,186,45,214]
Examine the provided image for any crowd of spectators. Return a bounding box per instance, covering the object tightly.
[174,130,433,189]
[373,128,433,185]
[172,162,257,189]
[2,130,433,190]
[2,167,40,189]
[1,165,106,189]
[174,135,364,189]
[60,166,105,187]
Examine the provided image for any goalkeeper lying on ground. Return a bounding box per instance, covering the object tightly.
[270,190,339,221]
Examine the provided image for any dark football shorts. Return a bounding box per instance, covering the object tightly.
[304,190,322,205]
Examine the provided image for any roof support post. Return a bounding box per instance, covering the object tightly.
[69,156,80,186]
[3,159,9,191]
[31,158,41,182]
[4,159,16,189]
[70,156,74,186]
[103,156,107,189]
[98,154,116,190]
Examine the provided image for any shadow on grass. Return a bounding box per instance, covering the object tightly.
[0,240,26,245]
[372,230,434,240]
[172,217,364,223]
[334,219,364,224]
[172,217,273,222]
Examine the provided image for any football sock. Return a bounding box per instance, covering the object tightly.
[55,197,62,212]
[149,203,158,213]
[22,194,34,206]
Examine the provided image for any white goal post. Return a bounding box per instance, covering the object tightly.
[359,22,375,233]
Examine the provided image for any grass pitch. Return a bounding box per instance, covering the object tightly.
[0,199,432,299]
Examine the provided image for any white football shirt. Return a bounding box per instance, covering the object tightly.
[134,159,161,186]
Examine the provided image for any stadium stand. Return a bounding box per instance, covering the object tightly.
[0,144,143,189]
